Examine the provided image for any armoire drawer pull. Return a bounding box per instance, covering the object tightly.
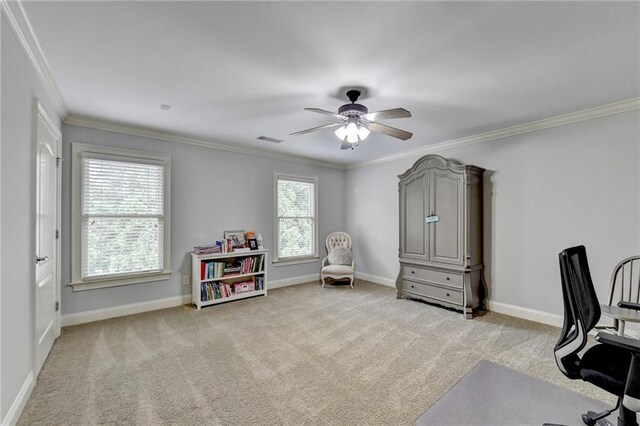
[411,285,415,288]
[446,293,450,297]
[446,277,450,281]
[411,270,415,274]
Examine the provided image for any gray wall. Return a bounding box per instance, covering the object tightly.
[1,14,62,421]
[2,2,638,418]
[60,124,346,314]
[345,110,640,317]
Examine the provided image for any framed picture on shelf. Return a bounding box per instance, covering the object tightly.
[224,230,246,247]
[248,238,258,250]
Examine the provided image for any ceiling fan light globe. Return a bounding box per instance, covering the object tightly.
[334,126,347,140]
[357,126,371,140]
[344,120,359,143]
[346,132,359,144]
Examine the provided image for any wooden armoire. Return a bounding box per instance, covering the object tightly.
[396,154,485,319]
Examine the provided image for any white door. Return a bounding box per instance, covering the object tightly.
[35,105,61,375]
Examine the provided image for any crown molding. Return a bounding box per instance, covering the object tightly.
[63,115,346,170]
[347,97,640,170]
[1,0,68,118]
[65,97,640,172]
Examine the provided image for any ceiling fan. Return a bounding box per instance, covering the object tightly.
[290,90,413,150]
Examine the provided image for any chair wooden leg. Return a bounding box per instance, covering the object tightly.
[321,275,326,288]
[350,276,354,288]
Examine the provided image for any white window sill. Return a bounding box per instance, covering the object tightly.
[272,256,319,267]
[69,271,172,291]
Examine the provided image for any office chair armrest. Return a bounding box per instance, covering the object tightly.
[595,332,640,354]
[618,301,640,311]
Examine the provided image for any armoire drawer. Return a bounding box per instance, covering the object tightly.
[402,266,463,288]
[402,280,463,306]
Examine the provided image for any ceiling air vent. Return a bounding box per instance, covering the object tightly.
[257,136,283,144]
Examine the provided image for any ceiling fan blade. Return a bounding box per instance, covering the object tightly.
[364,121,413,140]
[304,108,346,121]
[363,108,412,121]
[290,122,342,136]
[341,140,353,150]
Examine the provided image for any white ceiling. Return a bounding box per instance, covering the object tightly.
[23,1,640,165]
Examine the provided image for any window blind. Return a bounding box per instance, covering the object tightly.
[276,177,315,259]
[81,157,165,279]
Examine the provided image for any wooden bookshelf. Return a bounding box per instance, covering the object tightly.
[191,249,268,310]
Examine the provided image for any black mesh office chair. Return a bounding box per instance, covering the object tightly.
[554,246,640,426]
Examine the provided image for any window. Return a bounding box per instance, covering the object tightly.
[71,144,171,290]
[274,173,318,264]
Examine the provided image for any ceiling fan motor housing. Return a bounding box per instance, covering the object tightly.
[339,89,368,117]
[338,103,368,117]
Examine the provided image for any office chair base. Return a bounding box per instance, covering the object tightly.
[581,399,639,426]
[582,413,597,425]
[582,399,620,426]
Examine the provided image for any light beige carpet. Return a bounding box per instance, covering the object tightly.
[19,281,612,425]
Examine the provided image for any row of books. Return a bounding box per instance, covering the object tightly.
[200,255,265,280]
[240,255,264,275]
[201,282,233,301]
[200,276,265,302]
[201,261,225,280]
[254,276,264,291]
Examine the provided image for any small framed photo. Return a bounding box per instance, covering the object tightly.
[248,238,258,250]
[224,230,246,247]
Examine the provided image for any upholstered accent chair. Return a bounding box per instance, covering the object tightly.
[321,232,354,288]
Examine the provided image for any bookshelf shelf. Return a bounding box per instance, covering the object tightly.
[191,249,268,310]
[201,271,264,283]
[199,289,266,308]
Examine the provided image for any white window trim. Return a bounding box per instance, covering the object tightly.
[70,143,172,291]
[272,171,319,265]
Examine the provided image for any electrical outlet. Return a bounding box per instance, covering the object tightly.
[182,275,190,285]
[355,258,359,266]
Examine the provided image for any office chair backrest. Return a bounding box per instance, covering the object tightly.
[554,245,601,379]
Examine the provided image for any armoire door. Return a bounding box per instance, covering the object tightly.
[400,173,428,260]
[428,168,464,265]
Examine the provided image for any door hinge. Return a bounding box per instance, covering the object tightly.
[55,229,59,239]
[56,157,64,167]
[55,301,59,312]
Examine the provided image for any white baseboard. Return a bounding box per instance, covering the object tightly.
[269,273,320,289]
[1,371,34,426]
[354,271,396,288]
[484,299,564,328]
[62,294,191,327]
[485,299,640,338]
[62,274,321,326]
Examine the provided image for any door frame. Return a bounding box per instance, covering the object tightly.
[33,100,62,375]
